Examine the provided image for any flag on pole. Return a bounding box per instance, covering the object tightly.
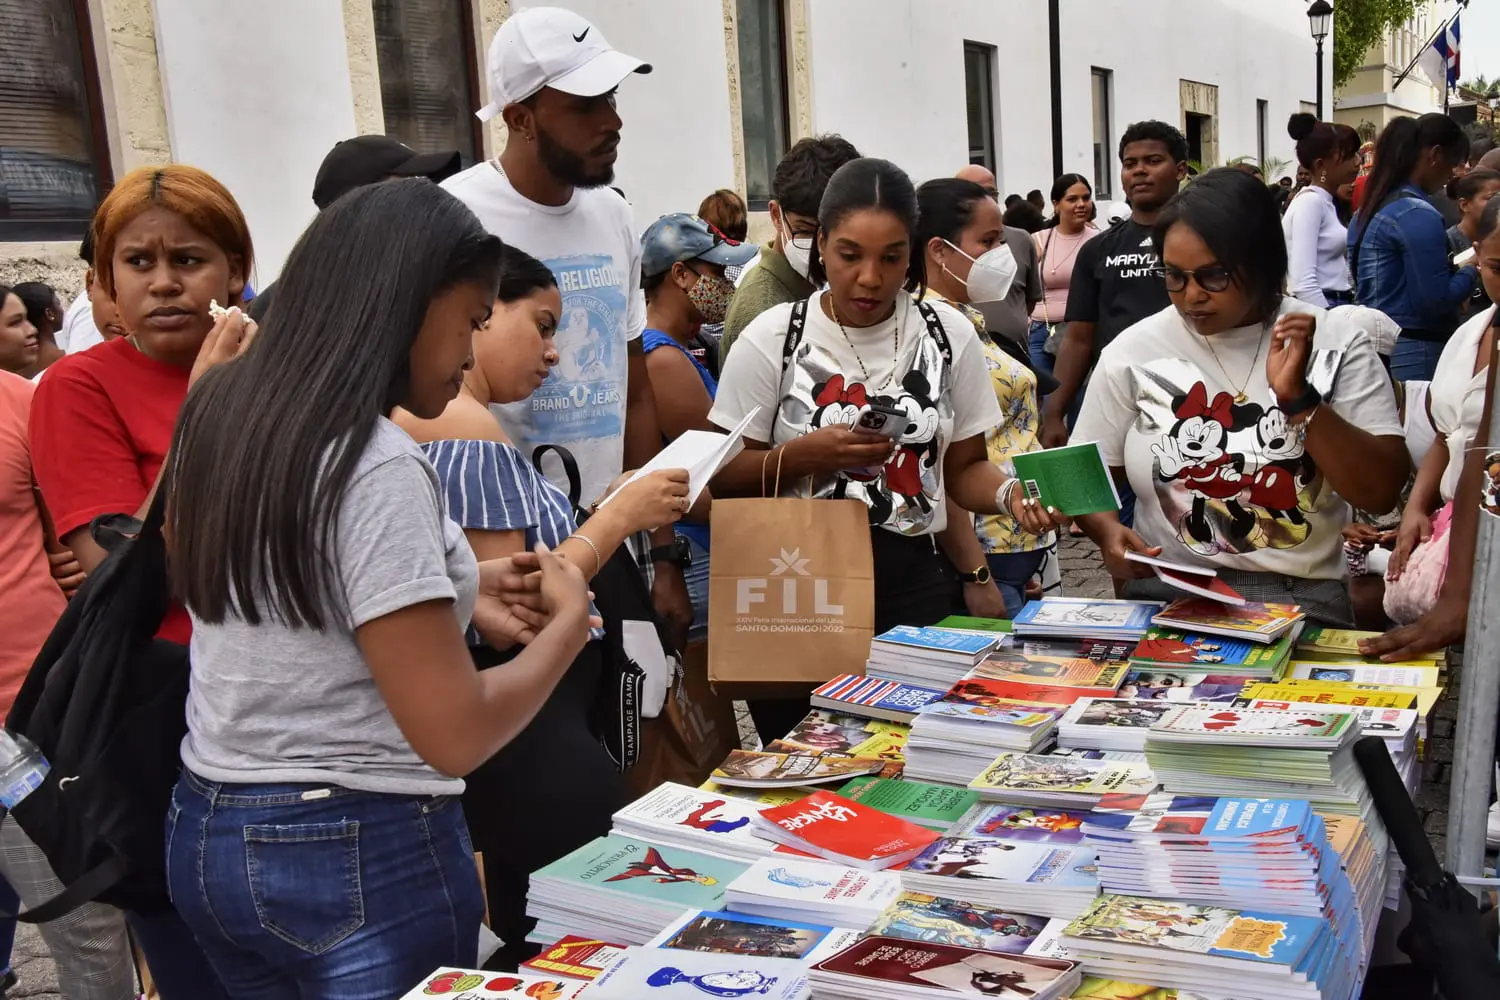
[1420,15,1462,92]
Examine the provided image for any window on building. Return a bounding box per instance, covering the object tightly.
[737,0,790,210]
[1257,99,1269,170]
[373,0,482,168]
[1091,68,1114,199]
[0,0,109,241]
[963,42,998,173]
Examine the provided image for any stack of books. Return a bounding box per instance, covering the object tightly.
[865,625,1000,687]
[611,782,775,862]
[1151,598,1305,644]
[810,674,945,724]
[966,636,1135,704]
[903,676,1063,785]
[967,752,1158,810]
[725,856,903,928]
[752,790,940,870]
[808,936,1082,999]
[836,776,979,831]
[900,836,1100,919]
[648,907,860,963]
[581,947,810,999]
[1011,598,1160,642]
[520,935,627,983]
[1057,698,1180,752]
[709,749,886,789]
[948,800,1095,846]
[1129,625,1294,681]
[868,891,1055,955]
[1060,894,1359,1000]
[525,836,746,945]
[1236,699,1420,790]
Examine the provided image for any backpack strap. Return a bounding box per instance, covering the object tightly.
[531,444,584,511]
[7,856,128,924]
[780,299,810,374]
[916,299,954,369]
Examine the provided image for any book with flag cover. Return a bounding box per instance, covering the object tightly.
[809,674,945,723]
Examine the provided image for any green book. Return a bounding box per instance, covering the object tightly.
[1010,442,1121,516]
[837,775,980,830]
[934,615,1013,635]
[532,835,744,911]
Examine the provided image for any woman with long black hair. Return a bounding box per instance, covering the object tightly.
[1349,114,1479,380]
[1282,114,1361,308]
[162,179,597,997]
[1075,168,1409,625]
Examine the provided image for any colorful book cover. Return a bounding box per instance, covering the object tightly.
[873,625,999,657]
[1013,599,1159,635]
[730,857,903,913]
[698,780,815,809]
[1129,627,1290,672]
[918,680,1067,724]
[650,909,853,960]
[1286,662,1440,688]
[774,710,910,758]
[1012,441,1122,516]
[934,615,1014,635]
[972,637,1135,691]
[870,892,1051,953]
[760,741,904,781]
[1239,682,1419,711]
[939,675,1104,707]
[710,750,885,788]
[519,936,627,982]
[812,935,1080,994]
[1295,625,1441,664]
[1082,793,1312,840]
[1061,699,1178,733]
[949,802,1093,844]
[1234,699,1416,741]
[1149,705,1357,741]
[810,675,945,721]
[400,969,587,998]
[613,782,764,847]
[757,791,939,864]
[1116,670,1247,703]
[1152,599,1304,640]
[970,753,1157,798]
[1069,976,1211,999]
[533,836,744,911]
[837,776,979,829]
[1062,894,1324,967]
[906,838,1099,888]
[583,947,808,1000]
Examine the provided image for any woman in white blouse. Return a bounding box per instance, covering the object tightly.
[1282,114,1362,308]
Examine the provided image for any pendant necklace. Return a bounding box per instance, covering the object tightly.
[1197,327,1266,404]
[830,297,902,392]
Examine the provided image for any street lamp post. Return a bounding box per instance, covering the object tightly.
[1308,1,1333,120]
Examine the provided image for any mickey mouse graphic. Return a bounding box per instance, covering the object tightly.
[1151,383,1258,547]
[878,369,941,515]
[1246,407,1314,527]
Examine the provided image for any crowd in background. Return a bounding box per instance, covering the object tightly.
[0,4,1497,998]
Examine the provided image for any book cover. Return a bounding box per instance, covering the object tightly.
[869,892,1051,953]
[917,681,1067,725]
[970,754,1157,798]
[837,776,979,829]
[533,836,743,911]
[810,675,945,721]
[1062,895,1324,967]
[1152,599,1304,641]
[1117,671,1249,703]
[710,750,885,788]
[613,782,764,847]
[1013,599,1159,635]
[583,947,808,1000]
[1286,662,1440,688]
[934,615,1014,635]
[1082,793,1312,840]
[906,838,1099,888]
[972,638,1135,691]
[757,791,939,865]
[760,741,904,781]
[873,625,999,658]
[1061,699,1178,733]
[1234,699,1416,741]
[697,780,815,809]
[1069,976,1211,999]
[1148,706,1357,741]
[520,936,627,982]
[1238,682,1418,711]
[1295,625,1441,664]
[939,675,1107,707]
[812,934,1080,994]
[1012,442,1121,516]
[774,710,910,758]
[730,857,903,912]
[949,802,1093,844]
[400,969,586,998]
[1129,628,1290,672]
[650,908,852,961]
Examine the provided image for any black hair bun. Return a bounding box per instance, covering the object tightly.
[1287,113,1318,142]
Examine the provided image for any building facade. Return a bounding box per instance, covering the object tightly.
[1332,0,1450,137]
[1,0,1329,296]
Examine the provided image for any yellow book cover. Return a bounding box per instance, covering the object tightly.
[1268,678,1443,716]
[1294,626,1442,665]
[1286,662,1441,688]
[696,779,812,808]
[1070,979,1205,999]
[1240,683,1418,711]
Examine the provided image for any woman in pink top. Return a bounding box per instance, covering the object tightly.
[1028,173,1099,377]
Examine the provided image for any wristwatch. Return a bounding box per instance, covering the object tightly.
[958,564,993,585]
[650,537,693,569]
[1278,383,1323,420]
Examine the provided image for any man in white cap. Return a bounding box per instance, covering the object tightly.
[444,7,694,639]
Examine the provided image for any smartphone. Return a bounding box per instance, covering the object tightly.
[855,403,908,440]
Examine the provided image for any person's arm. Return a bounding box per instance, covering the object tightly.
[644,346,716,441]
[625,337,692,641]
[1284,200,1330,308]
[1384,437,1448,581]
[936,496,1008,619]
[1396,206,1478,315]
[943,434,1064,536]
[1023,240,1044,315]
[35,489,85,597]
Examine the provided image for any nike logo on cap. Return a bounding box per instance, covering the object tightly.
[573,27,590,42]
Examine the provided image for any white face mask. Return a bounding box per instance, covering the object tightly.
[780,221,814,280]
[943,240,1017,304]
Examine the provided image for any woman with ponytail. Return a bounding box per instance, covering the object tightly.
[1282,113,1360,308]
[1349,114,1479,380]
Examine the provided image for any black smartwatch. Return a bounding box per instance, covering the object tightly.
[1277,383,1323,419]
[650,537,692,569]
[958,564,993,585]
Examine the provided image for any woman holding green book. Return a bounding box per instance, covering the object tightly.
[1071,168,1410,625]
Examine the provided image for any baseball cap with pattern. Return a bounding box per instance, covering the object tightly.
[476,7,651,121]
[641,213,758,279]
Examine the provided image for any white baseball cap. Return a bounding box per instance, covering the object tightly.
[476,7,651,122]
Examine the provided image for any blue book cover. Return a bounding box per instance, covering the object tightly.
[950,802,1093,844]
[873,625,998,656]
[1064,895,1327,969]
[1012,599,1160,635]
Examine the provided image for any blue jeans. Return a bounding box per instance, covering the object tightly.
[682,534,710,643]
[986,550,1048,619]
[1390,337,1445,383]
[128,907,231,1000]
[1027,320,1057,378]
[166,770,484,1000]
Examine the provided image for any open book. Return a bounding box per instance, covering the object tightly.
[601,406,761,508]
[1125,551,1246,604]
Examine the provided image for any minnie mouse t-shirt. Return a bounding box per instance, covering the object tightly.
[1072,300,1401,581]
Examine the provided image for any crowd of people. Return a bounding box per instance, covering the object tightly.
[0,4,1496,997]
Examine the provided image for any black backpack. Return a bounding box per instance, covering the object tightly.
[5,497,188,921]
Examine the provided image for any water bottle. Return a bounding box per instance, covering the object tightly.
[0,731,49,809]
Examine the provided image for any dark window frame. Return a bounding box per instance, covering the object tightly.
[963,41,998,173]
[371,0,486,170]
[1257,99,1269,173]
[0,0,114,242]
[736,0,792,212]
[1090,67,1114,199]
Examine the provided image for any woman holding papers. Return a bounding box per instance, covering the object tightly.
[395,243,691,966]
[1071,168,1409,625]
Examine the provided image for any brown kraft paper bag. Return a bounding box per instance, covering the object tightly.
[627,640,742,797]
[708,496,875,694]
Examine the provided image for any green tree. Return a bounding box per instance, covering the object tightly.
[1333,0,1421,91]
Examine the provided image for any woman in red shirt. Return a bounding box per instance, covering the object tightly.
[28,163,251,1000]
[30,166,253,648]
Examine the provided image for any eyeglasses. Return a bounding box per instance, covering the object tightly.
[1157,264,1233,293]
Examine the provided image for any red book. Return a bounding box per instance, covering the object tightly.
[946,674,1098,706]
[753,791,939,871]
[519,935,627,981]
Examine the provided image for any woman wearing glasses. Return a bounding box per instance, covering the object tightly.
[1072,168,1409,625]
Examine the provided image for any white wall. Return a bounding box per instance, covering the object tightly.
[556,0,738,232]
[152,0,360,284]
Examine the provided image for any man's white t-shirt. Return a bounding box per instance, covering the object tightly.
[58,294,105,355]
[443,163,645,503]
[709,290,1002,536]
[1072,300,1402,581]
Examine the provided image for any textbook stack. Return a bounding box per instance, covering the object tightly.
[968,751,1158,810]
[808,936,1083,999]
[1150,599,1306,644]
[724,856,904,929]
[864,625,1000,687]
[1128,625,1295,681]
[903,674,1064,785]
[1060,894,1360,1000]
[965,635,1135,705]
[611,782,777,862]
[810,674,946,724]
[898,836,1101,920]
[1057,698,1180,752]
[647,907,861,964]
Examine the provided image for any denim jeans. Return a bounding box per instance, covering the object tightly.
[1390,337,1446,383]
[985,550,1048,619]
[682,534,710,643]
[166,770,484,1000]
[1026,320,1056,377]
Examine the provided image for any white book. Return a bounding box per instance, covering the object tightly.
[397,969,587,999]
[583,946,809,999]
[611,782,774,861]
[725,857,902,926]
[602,406,760,507]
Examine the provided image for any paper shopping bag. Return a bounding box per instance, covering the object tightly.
[708,497,875,692]
[627,640,742,798]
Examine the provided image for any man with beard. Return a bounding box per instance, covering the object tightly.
[445,7,693,640]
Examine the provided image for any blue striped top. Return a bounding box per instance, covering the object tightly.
[419,437,602,640]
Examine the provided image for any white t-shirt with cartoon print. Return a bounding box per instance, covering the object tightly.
[1072,300,1402,581]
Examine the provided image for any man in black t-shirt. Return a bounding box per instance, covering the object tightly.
[1041,121,1189,447]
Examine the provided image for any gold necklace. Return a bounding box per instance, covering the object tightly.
[1197,327,1266,403]
[829,296,902,391]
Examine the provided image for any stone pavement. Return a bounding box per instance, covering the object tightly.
[11,923,61,999]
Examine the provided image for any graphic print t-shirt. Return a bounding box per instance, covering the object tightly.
[1064,219,1171,353]
[443,164,645,502]
[1072,301,1402,581]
